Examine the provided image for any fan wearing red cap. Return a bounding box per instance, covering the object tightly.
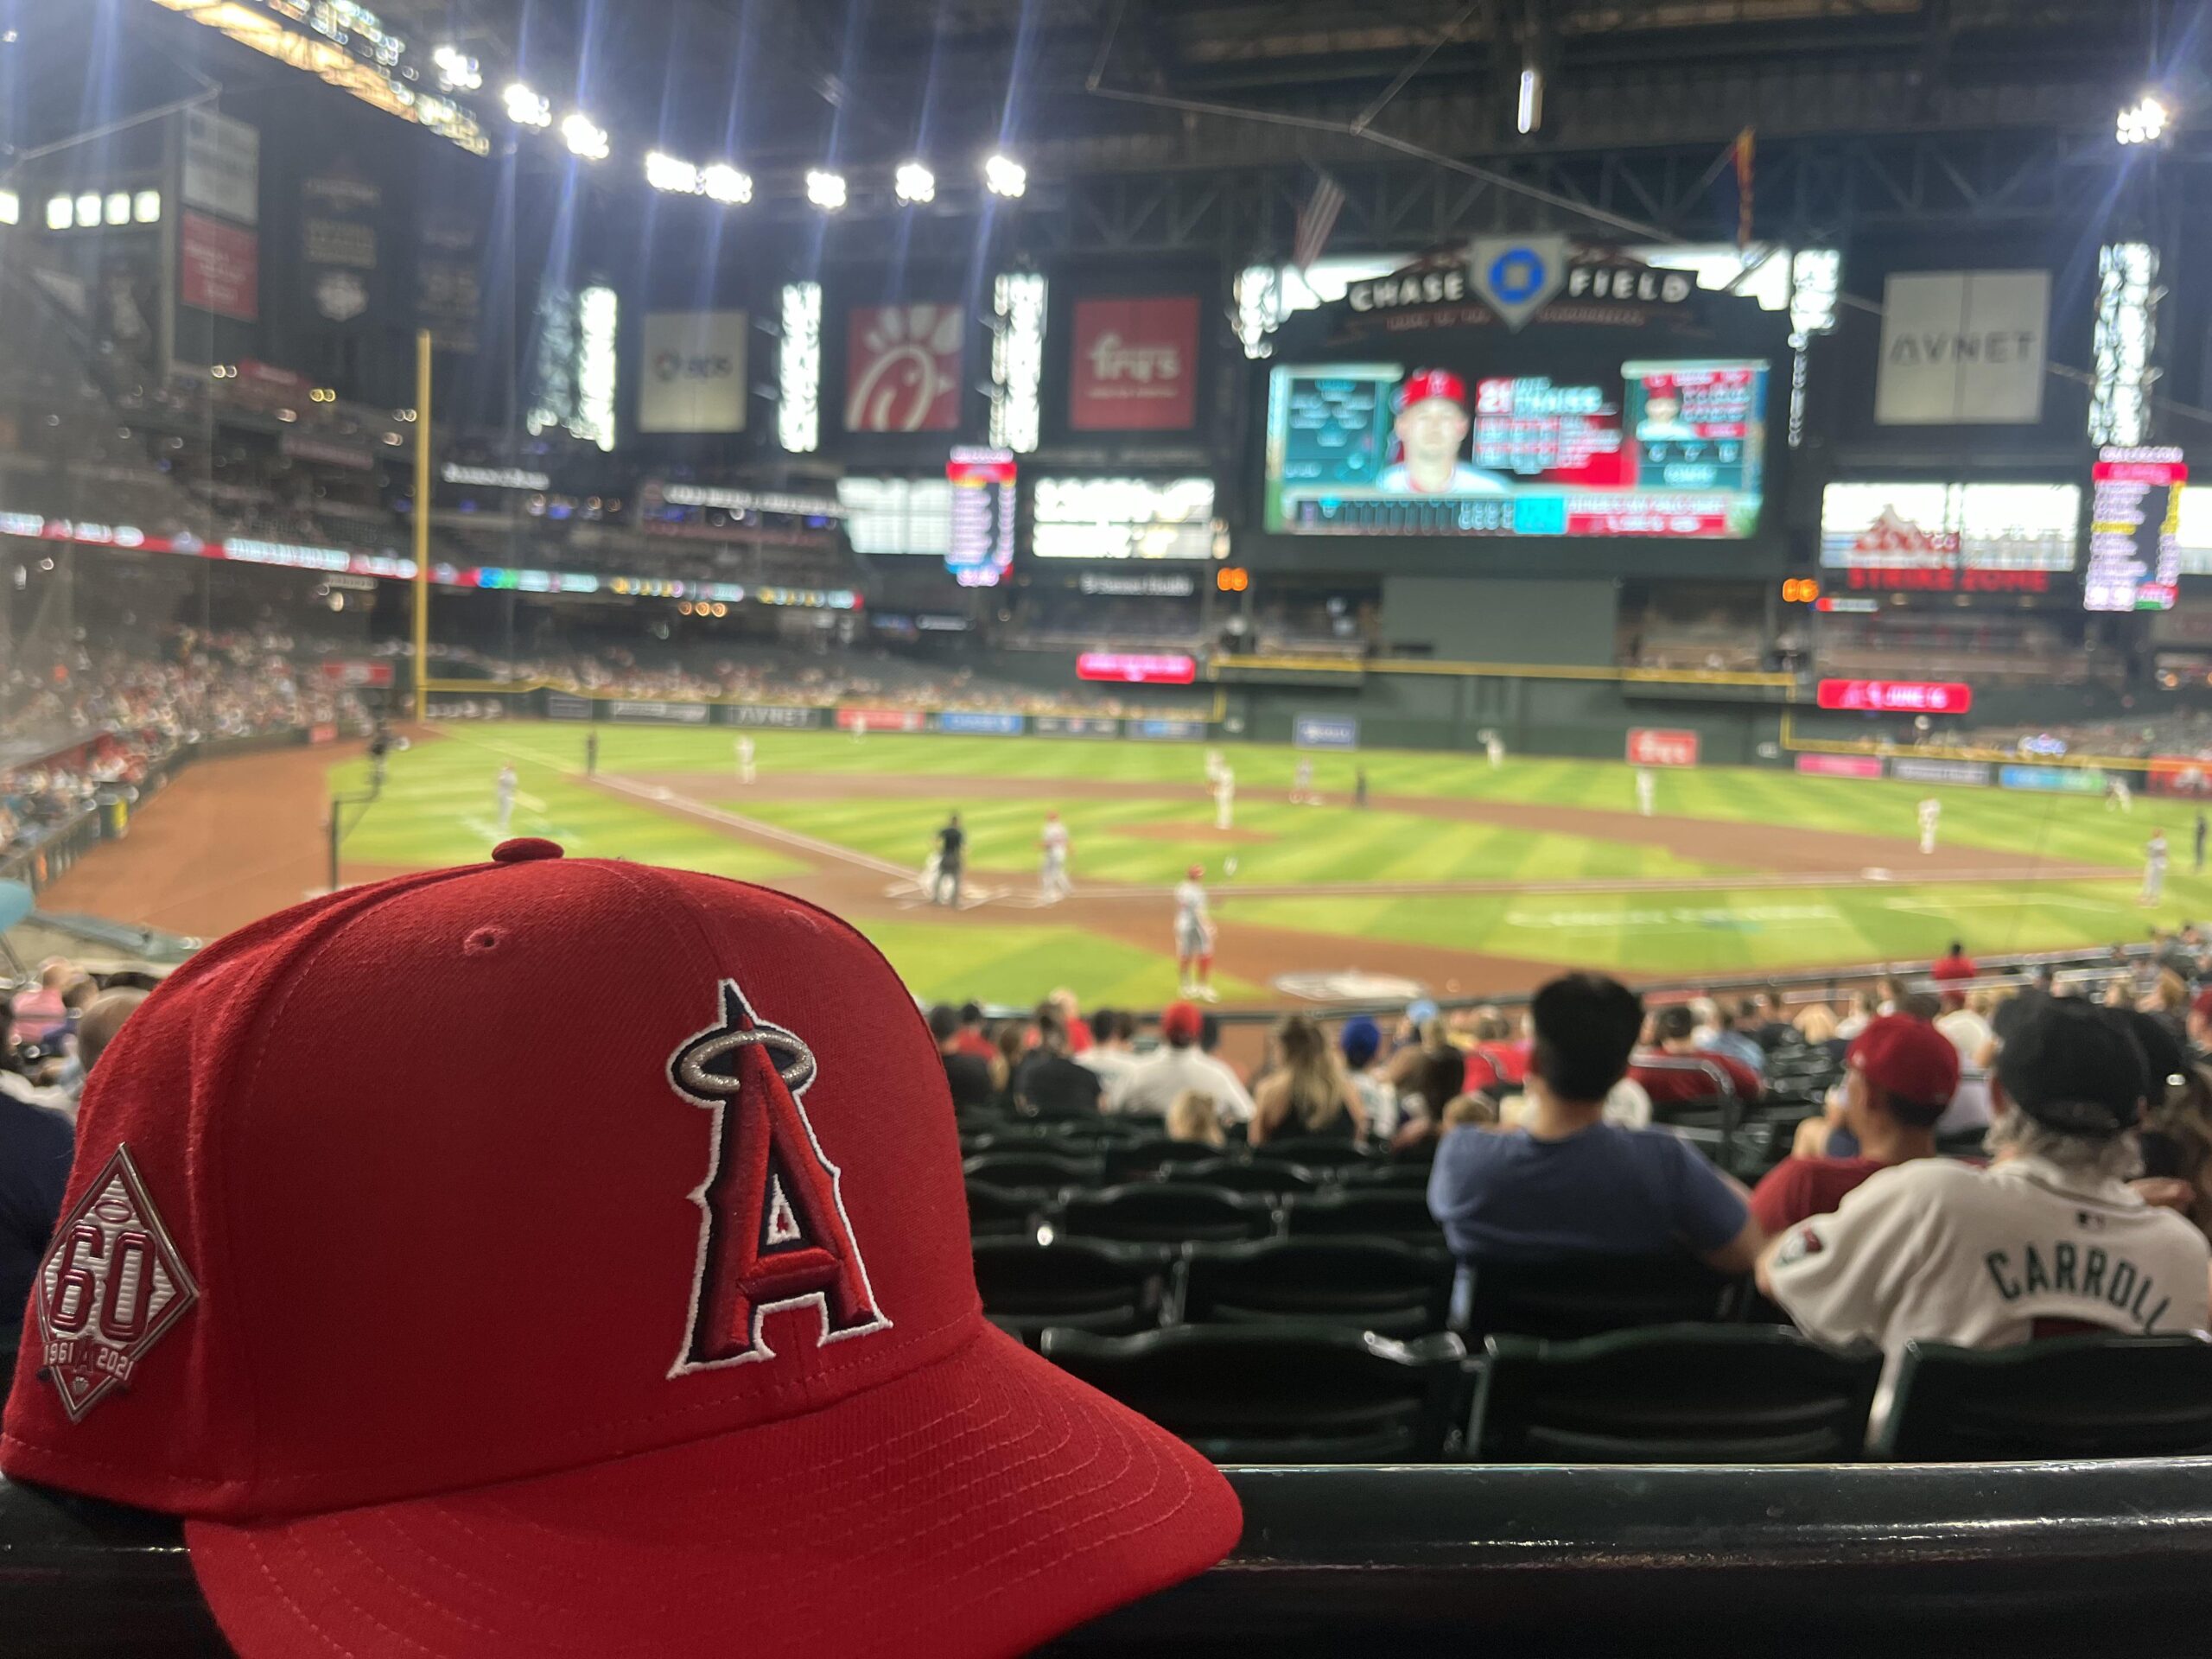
[1748,1014,1960,1236]
[1636,374,1700,443]
[2,841,1241,1657]
[1378,368,1507,497]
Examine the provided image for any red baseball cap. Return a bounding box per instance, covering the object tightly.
[1160,1001,1205,1044]
[1847,1013,1961,1110]
[1395,368,1466,410]
[3,840,1240,1656]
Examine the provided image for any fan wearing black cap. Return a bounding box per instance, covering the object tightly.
[1760,1000,2210,1403]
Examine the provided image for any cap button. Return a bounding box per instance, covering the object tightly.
[493,837,564,864]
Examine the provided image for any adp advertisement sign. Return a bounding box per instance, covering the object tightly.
[1294,715,1361,751]
[1626,728,1700,768]
[1069,296,1199,431]
[1815,679,1973,715]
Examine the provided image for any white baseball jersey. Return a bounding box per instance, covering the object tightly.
[1214,772,1235,800]
[1768,1154,2209,1426]
[1918,799,1940,828]
[496,770,517,801]
[1174,880,1210,945]
[2149,835,2170,868]
[1294,760,1313,785]
[1040,821,1069,863]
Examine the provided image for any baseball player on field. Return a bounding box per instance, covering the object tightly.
[2143,830,2170,907]
[1917,797,1941,855]
[1635,767,1656,818]
[1292,758,1319,806]
[1212,765,1236,832]
[1039,811,1072,904]
[1759,1000,2209,1433]
[1175,864,1218,1001]
[494,763,518,835]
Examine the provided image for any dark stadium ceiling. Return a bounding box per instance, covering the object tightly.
[5,0,2187,184]
[314,0,2182,170]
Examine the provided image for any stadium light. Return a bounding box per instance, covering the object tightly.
[700,163,753,205]
[894,160,936,205]
[0,191,15,226]
[561,111,610,162]
[805,168,848,211]
[2118,92,2170,145]
[645,150,700,193]
[432,45,481,92]
[982,152,1027,198]
[1517,65,1543,135]
[504,83,552,129]
[74,192,99,227]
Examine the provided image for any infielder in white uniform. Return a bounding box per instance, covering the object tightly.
[2108,776,2133,814]
[1039,811,1072,904]
[2143,830,2170,906]
[1635,767,1656,817]
[1917,797,1941,855]
[494,762,518,835]
[1760,999,2209,1434]
[1175,864,1217,1001]
[1292,758,1319,806]
[1204,748,1225,786]
[735,735,756,784]
[1213,766,1236,831]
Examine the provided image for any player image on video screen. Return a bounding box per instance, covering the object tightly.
[1635,378,1701,443]
[1377,370,1509,496]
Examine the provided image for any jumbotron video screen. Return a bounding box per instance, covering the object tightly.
[1264,359,1770,537]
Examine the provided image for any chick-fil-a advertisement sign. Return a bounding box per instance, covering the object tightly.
[1816,679,1974,715]
[845,304,963,432]
[1077,652,1198,685]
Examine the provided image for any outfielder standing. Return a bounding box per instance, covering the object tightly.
[735,735,756,785]
[2144,829,2170,907]
[1485,730,1505,771]
[1213,765,1236,831]
[1635,767,1656,818]
[1918,797,1942,855]
[1175,864,1218,1001]
[1039,810,1072,904]
[494,762,518,835]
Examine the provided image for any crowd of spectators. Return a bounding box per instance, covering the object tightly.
[937,939,2212,1426]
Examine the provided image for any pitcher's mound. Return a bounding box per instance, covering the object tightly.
[1120,822,1277,846]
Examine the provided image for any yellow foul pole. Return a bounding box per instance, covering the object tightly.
[411,328,432,722]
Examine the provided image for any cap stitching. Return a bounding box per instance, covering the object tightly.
[244,1526,440,1657]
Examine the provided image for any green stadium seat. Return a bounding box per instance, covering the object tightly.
[1261,1136,1377,1171]
[1048,1182,1277,1244]
[1470,1325,1883,1463]
[1101,1138,1224,1184]
[973,1237,1174,1345]
[961,1149,1103,1192]
[1455,1253,1740,1344]
[1875,1332,2212,1461]
[1176,1157,1321,1196]
[1039,1322,1467,1462]
[1178,1236,1454,1338]
[964,1179,1041,1241]
[1282,1188,1441,1244]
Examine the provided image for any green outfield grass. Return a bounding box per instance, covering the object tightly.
[334,721,2202,1002]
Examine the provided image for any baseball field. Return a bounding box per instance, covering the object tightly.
[38,721,2195,1007]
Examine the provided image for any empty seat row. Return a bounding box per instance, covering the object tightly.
[968,1179,1442,1246]
[976,1236,1741,1347]
[964,1147,1431,1195]
[976,1236,1453,1344]
[1036,1321,2212,1465]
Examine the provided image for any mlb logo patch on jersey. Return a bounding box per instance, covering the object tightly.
[35,1145,200,1421]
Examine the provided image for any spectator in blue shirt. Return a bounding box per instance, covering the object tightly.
[0,1092,72,1363]
[1427,972,1764,1272]
[1699,996,1770,1079]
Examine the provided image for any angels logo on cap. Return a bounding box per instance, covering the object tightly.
[665,979,888,1373]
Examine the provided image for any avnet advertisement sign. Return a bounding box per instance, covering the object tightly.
[1294,715,1360,751]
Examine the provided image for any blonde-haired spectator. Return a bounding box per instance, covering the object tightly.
[1166,1089,1224,1147]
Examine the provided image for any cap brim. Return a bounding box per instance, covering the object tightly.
[186,1325,1240,1659]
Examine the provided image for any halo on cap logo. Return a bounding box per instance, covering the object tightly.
[35,1145,200,1423]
